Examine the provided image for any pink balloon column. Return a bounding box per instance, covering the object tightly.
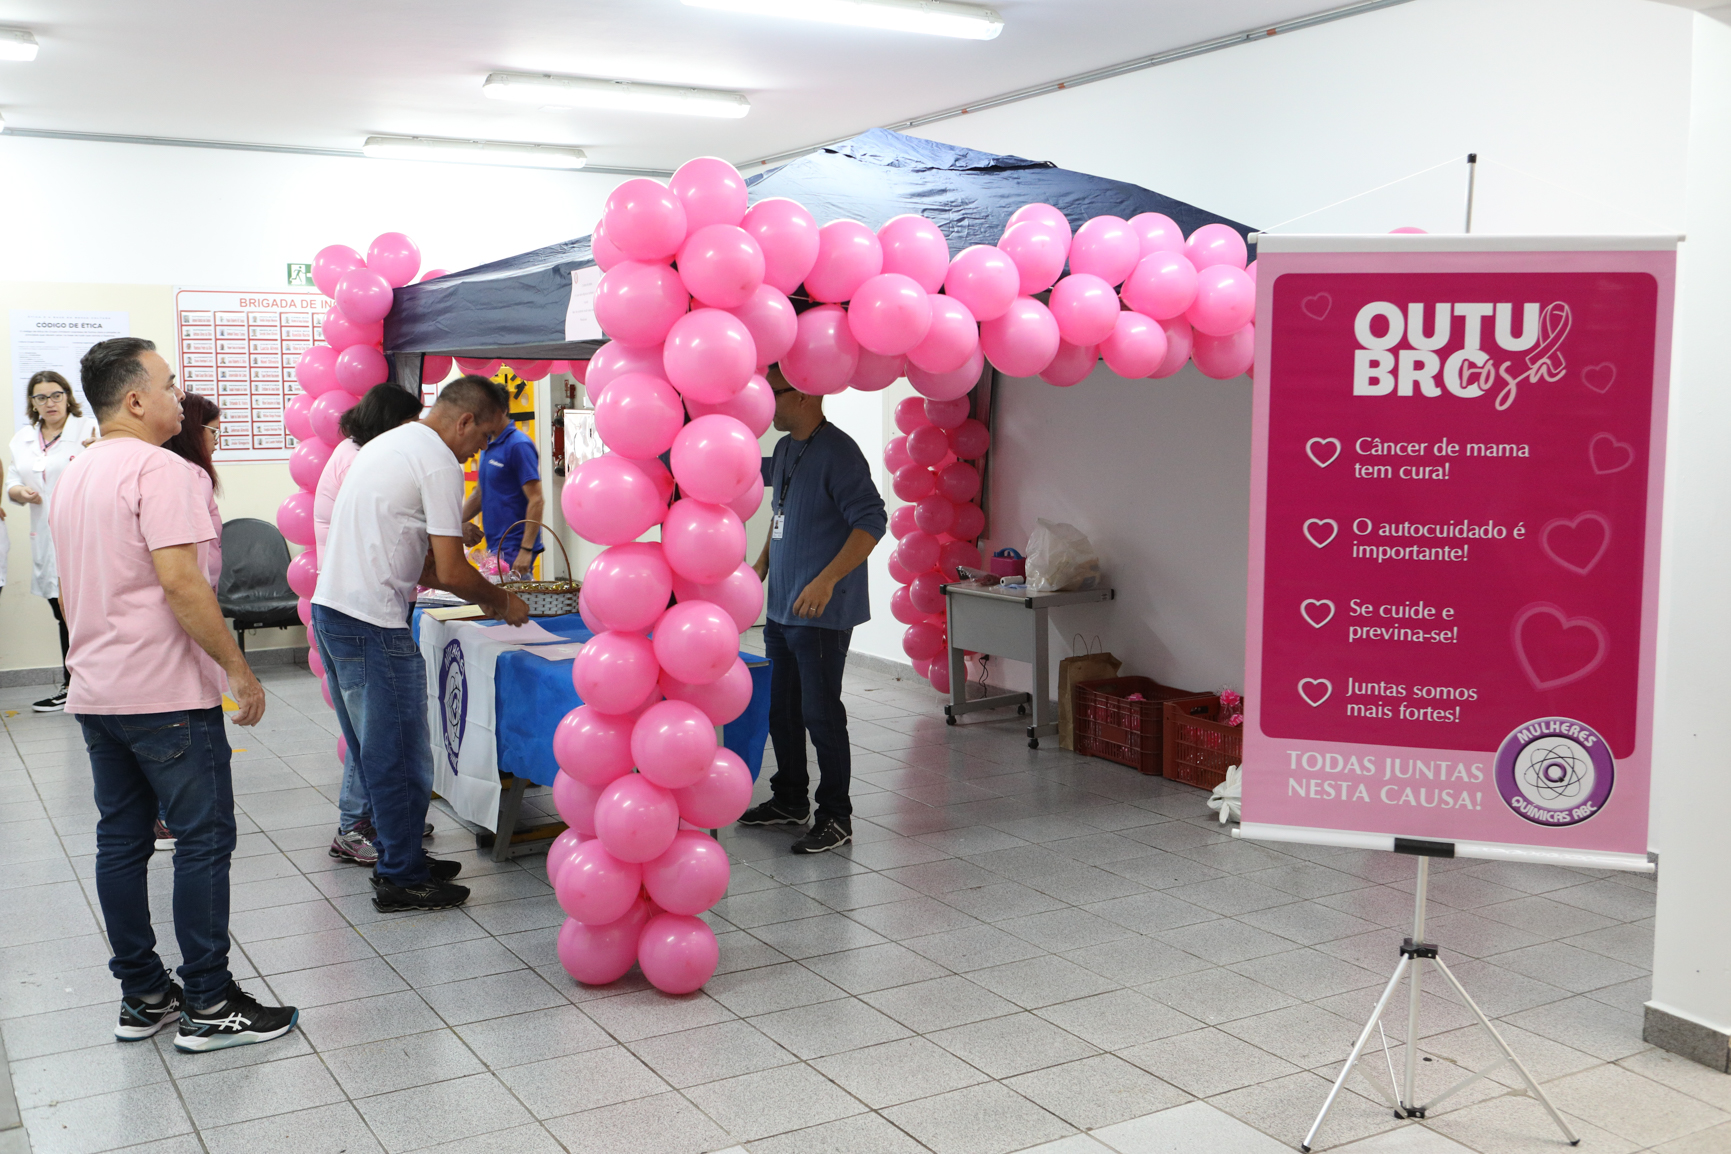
[555,161,763,997]
[283,232,428,751]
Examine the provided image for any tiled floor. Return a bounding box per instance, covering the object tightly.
[2,638,1726,1154]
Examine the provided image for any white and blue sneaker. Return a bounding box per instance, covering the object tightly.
[115,981,184,1041]
[173,983,298,1052]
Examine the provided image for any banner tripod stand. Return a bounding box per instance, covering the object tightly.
[1301,844,1579,1152]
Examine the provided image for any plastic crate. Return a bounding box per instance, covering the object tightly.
[1163,695,1244,791]
[1072,677,1203,775]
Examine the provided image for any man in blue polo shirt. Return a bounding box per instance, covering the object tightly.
[743,365,887,854]
[461,419,544,575]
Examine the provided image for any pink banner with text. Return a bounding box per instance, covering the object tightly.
[1242,238,1675,855]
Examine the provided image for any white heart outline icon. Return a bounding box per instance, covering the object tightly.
[1303,519,1338,548]
[1539,511,1611,576]
[1306,438,1341,468]
[1588,432,1634,475]
[1510,603,1609,691]
[1297,678,1333,707]
[1581,362,1617,393]
[1301,293,1332,320]
[1300,599,1335,628]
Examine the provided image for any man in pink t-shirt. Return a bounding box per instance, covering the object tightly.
[51,337,297,1054]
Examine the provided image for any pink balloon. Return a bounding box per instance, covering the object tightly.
[906,425,950,468]
[557,900,651,985]
[587,341,665,399]
[940,538,983,571]
[584,542,673,633]
[1130,212,1185,258]
[297,596,313,627]
[591,218,625,272]
[1069,216,1140,286]
[455,357,502,377]
[654,600,739,685]
[670,156,748,231]
[923,397,970,429]
[937,461,981,503]
[850,349,905,392]
[593,372,683,461]
[632,700,718,789]
[949,418,990,458]
[907,344,984,401]
[884,435,914,475]
[890,585,922,625]
[546,827,586,888]
[313,244,365,299]
[1185,223,1248,271]
[897,529,940,572]
[320,676,333,711]
[561,454,667,545]
[1048,273,1121,347]
[596,261,690,348]
[554,770,605,834]
[686,371,774,437]
[578,584,606,636]
[605,178,687,262]
[886,551,917,586]
[1122,251,1199,322]
[727,480,765,521]
[678,224,764,310]
[690,565,763,633]
[662,656,752,725]
[1186,265,1256,337]
[906,294,978,374]
[781,304,858,395]
[1192,323,1256,379]
[877,214,950,292]
[322,307,382,352]
[1100,311,1169,379]
[421,354,453,386]
[804,220,882,303]
[556,839,643,925]
[505,359,553,381]
[637,912,719,994]
[1007,202,1072,239]
[673,748,753,827]
[943,245,1018,322]
[727,285,796,366]
[285,392,317,441]
[670,414,759,505]
[663,309,756,404]
[902,621,945,662]
[892,464,937,502]
[418,268,450,284]
[1150,317,1195,378]
[335,267,394,325]
[662,499,746,585]
[366,232,421,288]
[573,630,661,714]
[951,501,985,541]
[1040,339,1098,387]
[980,297,1060,377]
[930,661,952,694]
[893,397,931,434]
[294,345,341,397]
[888,503,918,539]
[848,273,932,356]
[741,198,820,295]
[310,391,358,444]
[594,772,679,863]
[286,550,319,598]
[635,455,677,505]
[998,220,1069,296]
[910,571,947,614]
[553,705,637,787]
[334,344,388,394]
[914,494,954,536]
[1245,259,1257,282]
[288,436,334,491]
[642,831,731,915]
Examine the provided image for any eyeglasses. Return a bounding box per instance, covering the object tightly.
[30,390,67,404]
[203,423,221,435]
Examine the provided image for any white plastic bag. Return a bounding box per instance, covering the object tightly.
[1208,765,1242,824]
[1025,519,1102,593]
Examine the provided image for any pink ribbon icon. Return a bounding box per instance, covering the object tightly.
[1494,301,1572,410]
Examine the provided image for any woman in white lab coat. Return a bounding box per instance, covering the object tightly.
[6,370,101,712]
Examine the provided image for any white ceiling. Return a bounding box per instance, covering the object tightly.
[0,0,1356,172]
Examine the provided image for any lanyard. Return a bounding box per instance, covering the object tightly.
[773,421,824,515]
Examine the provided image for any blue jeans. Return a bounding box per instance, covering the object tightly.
[79,707,236,1008]
[338,751,371,832]
[764,619,853,823]
[311,605,433,885]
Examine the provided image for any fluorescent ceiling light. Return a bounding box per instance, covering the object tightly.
[683,0,1003,40]
[0,28,39,61]
[362,135,587,169]
[482,72,751,118]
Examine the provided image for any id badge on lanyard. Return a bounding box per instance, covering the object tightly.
[771,513,785,540]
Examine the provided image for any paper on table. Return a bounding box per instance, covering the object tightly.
[469,621,568,644]
[427,604,486,621]
[521,642,586,662]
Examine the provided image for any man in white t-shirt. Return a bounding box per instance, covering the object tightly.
[312,376,527,913]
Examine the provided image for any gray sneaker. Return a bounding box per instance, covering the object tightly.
[328,826,379,866]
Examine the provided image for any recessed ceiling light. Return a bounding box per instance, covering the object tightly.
[0,28,40,61]
[682,0,1002,40]
[362,135,588,169]
[482,72,751,119]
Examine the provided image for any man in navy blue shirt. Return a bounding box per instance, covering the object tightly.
[461,420,544,575]
[742,366,887,853]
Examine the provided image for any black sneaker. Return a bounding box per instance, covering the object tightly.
[115,981,184,1041]
[371,875,470,912]
[354,817,436,840]
[173,983,298,1052]
[32,684,67,713]
[737,799,811,827]
[367,855,461,888]
[791,817,853,854]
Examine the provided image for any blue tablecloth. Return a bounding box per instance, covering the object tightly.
[411,610,771,787]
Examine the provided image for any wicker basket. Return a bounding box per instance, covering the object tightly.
[497,521,579,617]
[1162,695,1243,791]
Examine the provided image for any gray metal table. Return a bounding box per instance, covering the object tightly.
[942,583,1115,748]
